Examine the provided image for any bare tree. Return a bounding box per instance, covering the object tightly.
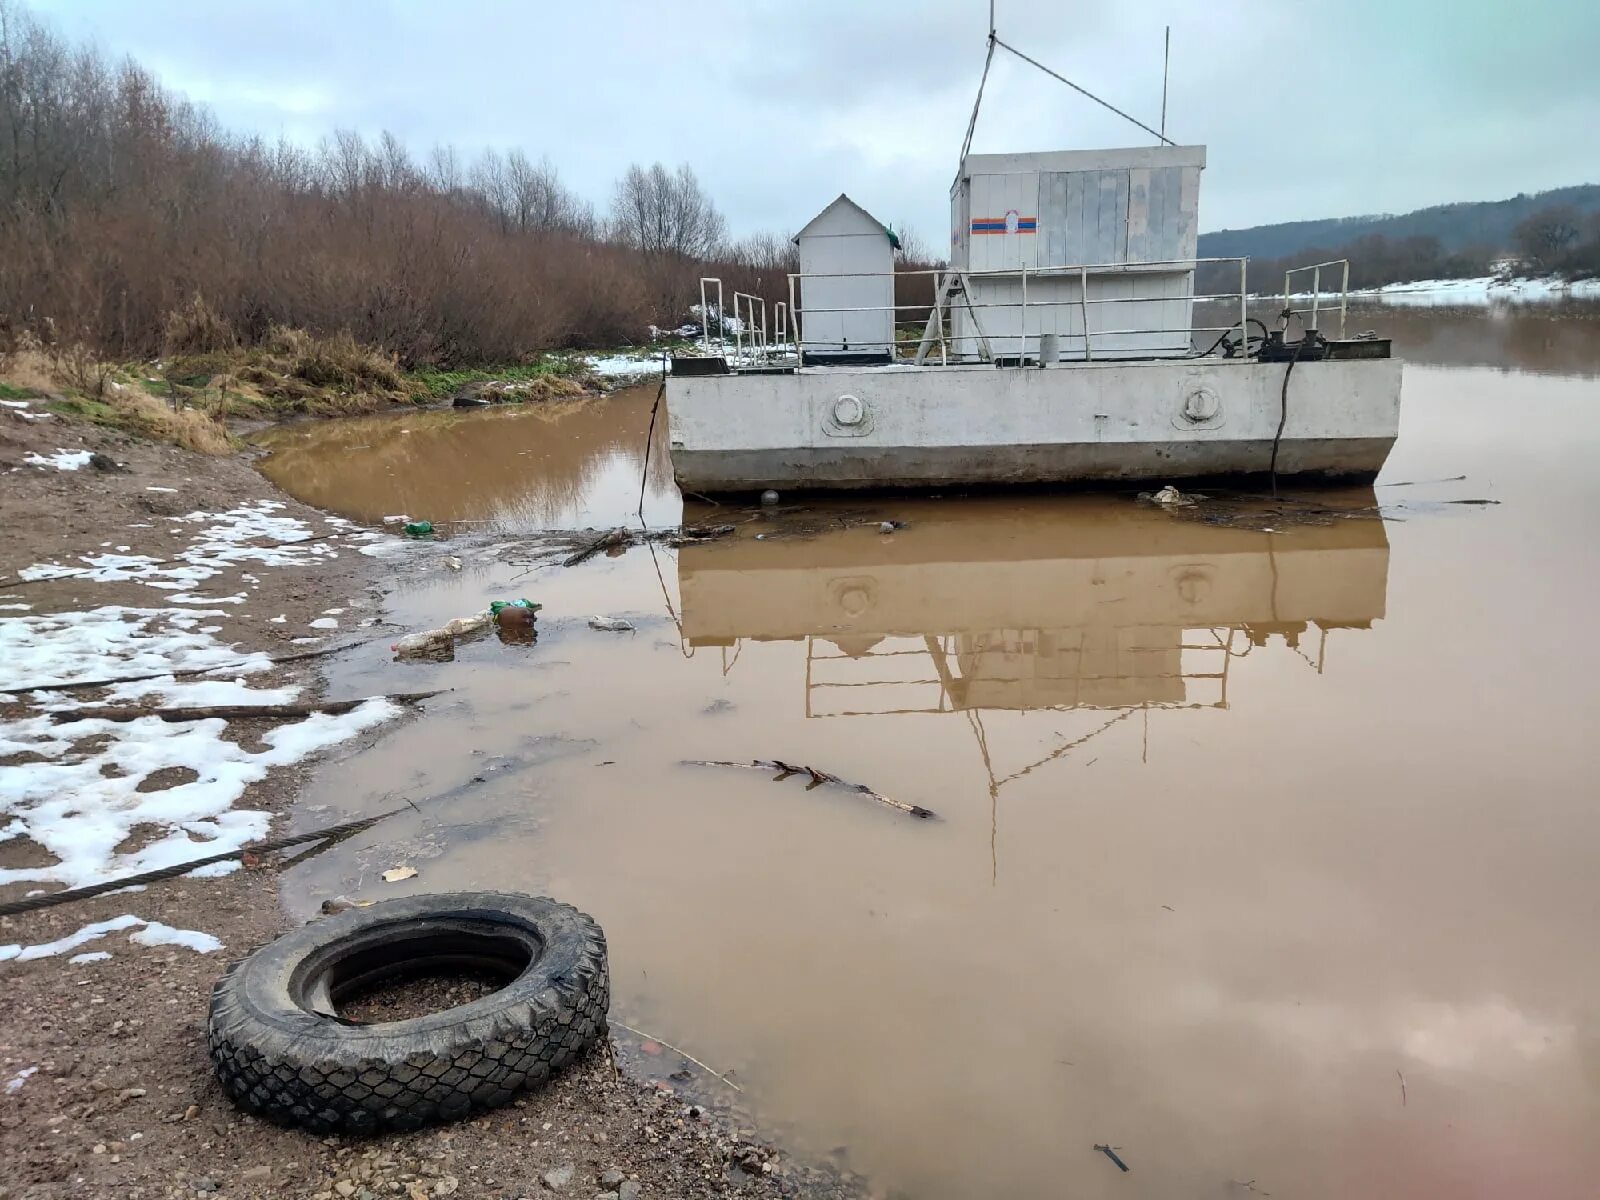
[427,143,461,196]
[1513,205,1583,266]
[889,222,935,265]
[610,162,726,259]
[506,150,591,234]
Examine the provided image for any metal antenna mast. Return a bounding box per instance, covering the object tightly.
[1160,25,1170,141]
[959,2,1177,163]
[957,2,998,167]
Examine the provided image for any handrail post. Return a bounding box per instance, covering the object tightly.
[1239,258,1248,360]
[1079,265,1092,360]
[1311,265,1321,330]
[699,279,710,354]
[788,273,799,363]
[1020,261,1028,364]
[1339,259,1349,340]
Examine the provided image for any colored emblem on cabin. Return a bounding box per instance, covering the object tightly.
[970,211,1037,235]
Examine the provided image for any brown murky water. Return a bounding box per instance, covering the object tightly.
[261,306,1600,1199]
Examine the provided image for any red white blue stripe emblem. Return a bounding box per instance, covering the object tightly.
[971,211,1037,235]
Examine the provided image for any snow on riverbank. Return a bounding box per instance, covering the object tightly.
[0,913,224,963]
[18,499,342,588]
[1356,275,1600,307]
[0,500,408,935]
[584,352,665,380]
[0,607,400,890]
[22,449,92,470]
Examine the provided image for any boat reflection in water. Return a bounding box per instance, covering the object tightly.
[678,494,1387,764]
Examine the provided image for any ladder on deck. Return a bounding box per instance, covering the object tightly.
[914,272,994,365]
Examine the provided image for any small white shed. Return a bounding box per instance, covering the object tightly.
[793,195,895,364]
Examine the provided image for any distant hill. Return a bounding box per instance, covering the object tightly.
[1199,184,1600,261]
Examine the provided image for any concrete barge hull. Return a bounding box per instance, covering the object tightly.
[667,358,1402,492]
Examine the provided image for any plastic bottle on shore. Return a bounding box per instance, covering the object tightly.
[392,628,450,655]
[390,611,492,656]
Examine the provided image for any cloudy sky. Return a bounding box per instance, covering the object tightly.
[32,0,1600,244]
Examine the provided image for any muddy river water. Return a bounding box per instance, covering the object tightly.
[257,303,1600,1199]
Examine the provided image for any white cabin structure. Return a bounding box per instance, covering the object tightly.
[949,146,1206,362]
[793,195,895,364]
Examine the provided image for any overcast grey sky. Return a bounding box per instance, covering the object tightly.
[32,0,1600,244]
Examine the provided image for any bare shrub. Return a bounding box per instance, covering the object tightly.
[163,295,239,357]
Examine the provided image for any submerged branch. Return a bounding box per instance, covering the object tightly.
[684,758,936,819]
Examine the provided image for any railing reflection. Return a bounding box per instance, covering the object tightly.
[679,494,1388,723]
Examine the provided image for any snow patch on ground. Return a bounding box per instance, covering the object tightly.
[96,675,301,708]
[18,500,338,589]
[583,353,663,380]
[0,915,223,963]
[309,616,338,629]
[129,922,225,953]
[1,602,399,891]
[23,449,93,471]
[5,1066,38,1093]
[0,697,399,889]
[0,605,266,691]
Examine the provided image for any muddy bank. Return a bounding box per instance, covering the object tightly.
[0,408,856,1200]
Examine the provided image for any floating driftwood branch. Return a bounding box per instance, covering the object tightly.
[684,758,935,819]
[51,690,443,724]
[561,524,736,567]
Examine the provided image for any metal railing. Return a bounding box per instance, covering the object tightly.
[1282,259,1350,339]
[698,278,792,365]
[800,628,1235,718]
[694,255,1360,367]
[695,258,1252,366]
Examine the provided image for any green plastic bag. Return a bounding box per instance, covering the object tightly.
[489,598,541,616]
[402,520,434,538]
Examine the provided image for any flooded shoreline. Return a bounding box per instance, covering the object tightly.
[253,307,1600,1199]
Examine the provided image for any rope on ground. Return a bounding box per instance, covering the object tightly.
[611,1021,744,1094]
[0,805,413,918]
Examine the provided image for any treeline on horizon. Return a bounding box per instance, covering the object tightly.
[6,0,1596,375]
[0,1,938,369]
[1202,202,1600,300]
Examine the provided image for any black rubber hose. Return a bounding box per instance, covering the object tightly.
[1268,336,1311,497]
[1198,317,1269,358]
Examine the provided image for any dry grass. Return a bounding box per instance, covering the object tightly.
[474,375,589,403]
[0,344,234,455]
[115,389,235,454]
[0,340,58,394]
[163,294,238,357]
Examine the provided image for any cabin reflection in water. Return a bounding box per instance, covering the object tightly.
[677,495,1388,719]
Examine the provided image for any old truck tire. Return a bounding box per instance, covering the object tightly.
[207,892,608,1134]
